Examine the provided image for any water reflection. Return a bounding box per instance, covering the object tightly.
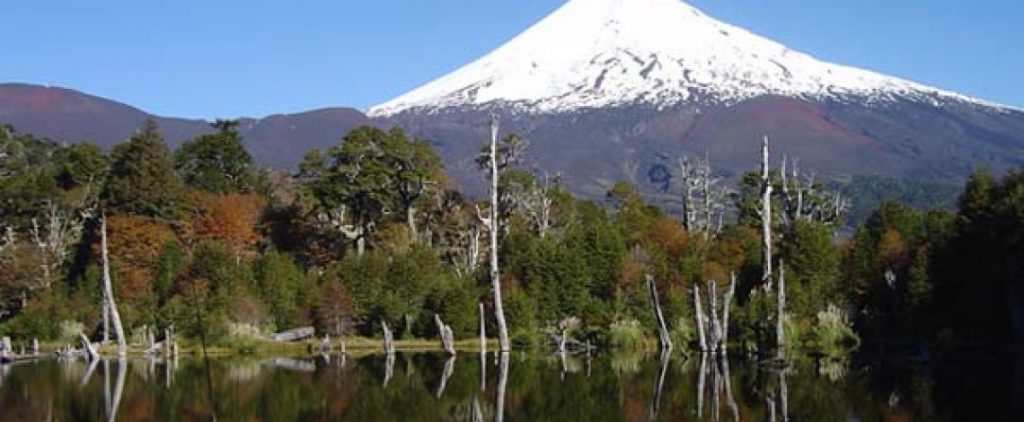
[0,352,1021,421]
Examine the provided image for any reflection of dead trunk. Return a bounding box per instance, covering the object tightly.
[697,353,707,419]
[108,358,126,422]
[720,359,739,422]
[647,274,673,351]
[496,352,509,422]
[383,353,395,388]
[649,349,671,420]
[471,398,484,422]
[479,350,487,392]
[80,358,100,388]
[767,394,777,422]
[436,355,456,399]
[779,371,789,422]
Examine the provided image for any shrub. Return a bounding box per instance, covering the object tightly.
[810,304,860,356]
[670,316,695,350]
[608,318,647,350]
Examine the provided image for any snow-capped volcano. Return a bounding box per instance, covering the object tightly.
[369,0,1003,117]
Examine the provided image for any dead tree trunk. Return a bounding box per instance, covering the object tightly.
[708,281,722,353]
[434,314,456,355]
[694,285,708,352]
[722,273,736,355]
[382,320,395,355]
[479,302,487,354]
[760,136,774,291]
[489,118,511,352]
[777,261,787,361]
[98,214,125,356]
[79,333,98,361]
[646,274,673,351]
[100,215,127,357]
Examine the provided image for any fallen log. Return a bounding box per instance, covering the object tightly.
[267,326,315,342]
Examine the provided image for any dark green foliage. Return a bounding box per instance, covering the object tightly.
[780,219,843,317]
[174,119,254,194]
[101,119,184,220]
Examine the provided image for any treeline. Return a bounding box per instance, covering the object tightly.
[0,121,1020,354]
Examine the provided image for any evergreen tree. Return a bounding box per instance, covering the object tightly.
[175,119,253,194]
[101,119,184,220]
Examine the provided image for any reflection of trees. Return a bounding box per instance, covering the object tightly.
[496,352,509,422]
[436,355,455,398]
[695,355,740,422]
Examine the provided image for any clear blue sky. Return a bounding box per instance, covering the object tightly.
[2,0,1020,119]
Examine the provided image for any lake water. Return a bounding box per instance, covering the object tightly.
[0,351,1020,421]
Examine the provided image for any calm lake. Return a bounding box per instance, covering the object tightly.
[0,351,1020,421]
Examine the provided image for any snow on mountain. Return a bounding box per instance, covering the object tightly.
[369,0,1008,117]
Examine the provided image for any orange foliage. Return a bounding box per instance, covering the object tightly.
[191,192,266,261]
[638,216,690,264]
[102,215,178,305]
[876,229,907,268]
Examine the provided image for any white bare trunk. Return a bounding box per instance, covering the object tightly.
[777,261,787,361]
[101,215,127,357]
[709,281,721,352]
[722,273,736,355]
[79,333,98,361]
[382,320,395,355]
[434,314,456,355]
[646,274,673,351]
[694,285,708,352]
[479,302,486,353]
[761,136,774,290]
[490,118,510,352]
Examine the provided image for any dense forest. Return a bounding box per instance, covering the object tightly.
[0,120,1021,357]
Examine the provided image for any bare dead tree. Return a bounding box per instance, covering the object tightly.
[381,320,395,355]
[678,154,727,236]
[314,204,367,257]
[434,314,456,355]
[777,261,787,362]
[479,302,487,354]
[760,136,774,291]
[694,285,708,352]
[100,214,127,357]
[647,274,673,352]
[24,201,91,295]
[482,117,511,352]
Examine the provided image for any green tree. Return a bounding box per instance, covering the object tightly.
[101,119,184,220]
[175,119,253,194]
